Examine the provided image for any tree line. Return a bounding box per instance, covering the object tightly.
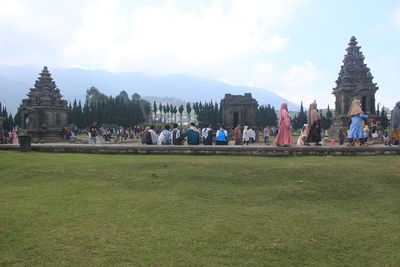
[151,101,278,128]
[1,95,392,132]
[256,104,278,128]
[66,98,397,130]
[65,88,334,130]
[68,87,150,128]
[0,102,21,132]
[291,102,333,130]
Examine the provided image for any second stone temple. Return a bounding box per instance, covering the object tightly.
[19,66,69,142]
[329,36,378,138]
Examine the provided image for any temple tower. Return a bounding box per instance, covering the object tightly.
[329,36,378,138]
[221,93,258,128]
[19,66,69,142]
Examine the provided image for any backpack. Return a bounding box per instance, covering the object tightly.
[216,130,227,141]
[143,131,152,144]
[202,129,213,144]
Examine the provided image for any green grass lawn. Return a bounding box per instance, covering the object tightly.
[0,151,399,266]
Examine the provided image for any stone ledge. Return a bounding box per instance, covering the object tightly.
[0,144,399,157]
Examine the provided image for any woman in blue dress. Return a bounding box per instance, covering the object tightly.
[347,99,368,146]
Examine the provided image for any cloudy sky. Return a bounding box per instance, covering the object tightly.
[1,0,399,108]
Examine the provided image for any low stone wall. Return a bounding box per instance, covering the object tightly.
[0,144,399,157]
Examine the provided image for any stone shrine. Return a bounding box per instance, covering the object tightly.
[19,66,69,143]
[329,36,378,138]
[221,93,258,127]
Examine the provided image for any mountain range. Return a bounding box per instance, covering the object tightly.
[0,65,299,114]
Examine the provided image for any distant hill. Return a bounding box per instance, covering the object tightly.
[0,65,300,114]
[0,75,30,114]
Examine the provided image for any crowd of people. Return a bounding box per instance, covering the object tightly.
[62,123,147,144]
[135,99,394,148]
[275,99,400,147]
[11,99,398,147]
[131,99,400,147]
[0,130,19,144]
[138,123,280,146]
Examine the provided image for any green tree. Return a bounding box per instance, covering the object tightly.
[379,107,389,129]
[320,105,333,130]
[132,93,141,100]
[14,109,22,128]
[86,86,108,105]
[165,104,170,123]
[117,90,130,103]
[162,105,166,123]
[153,101,158,122]
[326,105,333,120]
[195,101,222,127]
[186,103,192,122]
[256,104,278,128]
[68,88,150,128]
[158,103,163,122]
[172,105,178,123]
[292,101,307,130]
[178,104,184,123]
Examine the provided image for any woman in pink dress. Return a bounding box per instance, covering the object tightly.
[274,103,292,146]
[11,130,19,144]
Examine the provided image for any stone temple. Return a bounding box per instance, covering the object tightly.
[329,36,378,138]
[221,93,258,128]
[19,66,69,143]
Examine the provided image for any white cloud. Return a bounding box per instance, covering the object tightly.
[62,0,306,73]
[0,0,86,65]
[280,61,331,107]
[0,0,307,75]
[245,60,334,108]
[3,0,336,108]
[247,62,278,88]
[282,61,323,87]
[262,35,290,52]
[394,2,400,27]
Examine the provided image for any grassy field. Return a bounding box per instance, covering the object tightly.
[0,151,399,266]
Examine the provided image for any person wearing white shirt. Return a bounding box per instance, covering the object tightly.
[242,126,250,145]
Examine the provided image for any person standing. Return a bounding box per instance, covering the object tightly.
[89,122,99,144]
[263,126,271,145]
[73,126,78,137]
[338,129,346,145]
[388,101,400,146]
[11,130,18,144]
[274,103,292,147]
[63,126,72,141]
[215,126,228,145]
[346,99,368,146]
[201,124,213,145]
[370,115,378,140]
[363,123,370,144]
[232,125,242,145]
[242,126,250,145]
[305,101,321,146]
[248,127,256,143]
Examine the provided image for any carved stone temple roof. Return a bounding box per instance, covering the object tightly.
[22,66,67,107]
[333,36,378,93]
[220,93,258,106]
